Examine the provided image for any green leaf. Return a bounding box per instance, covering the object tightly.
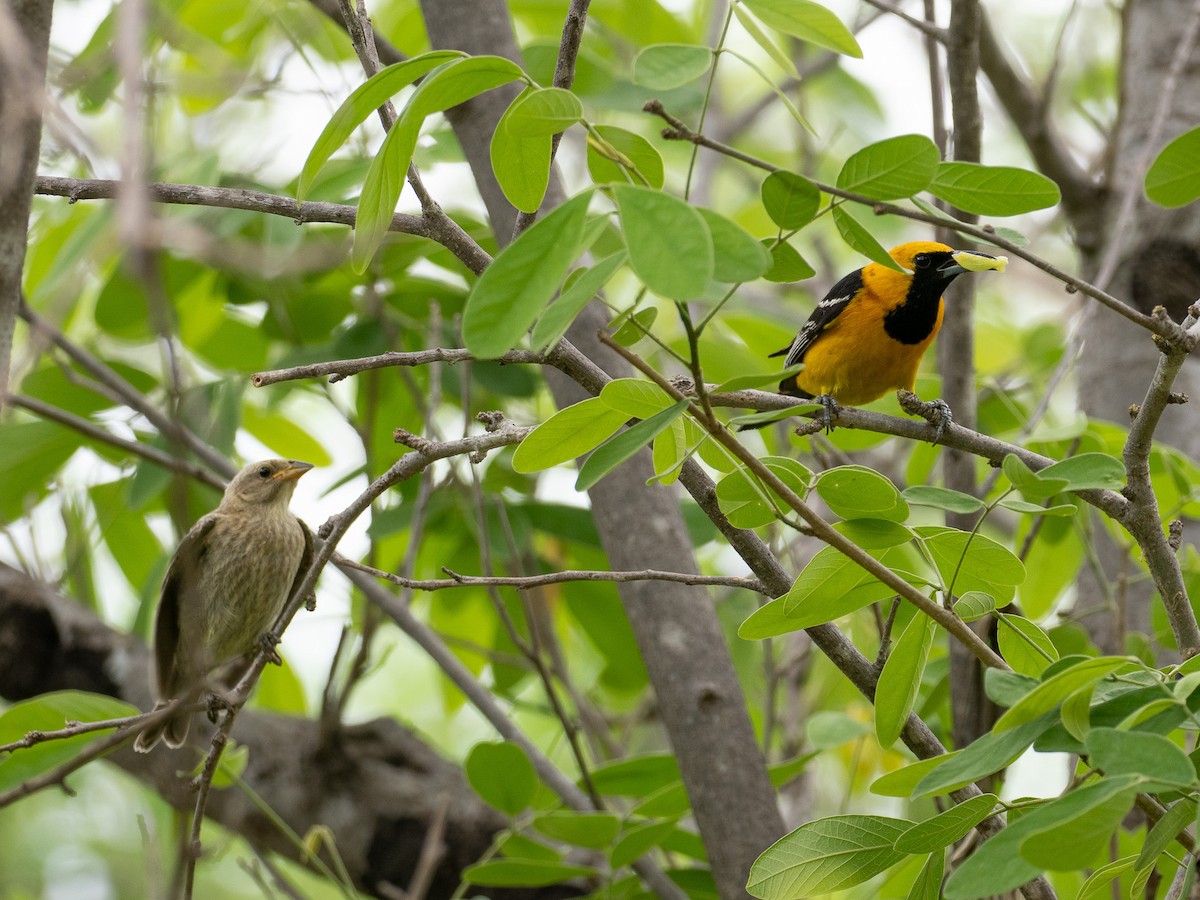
[901,485,985,514]
[916,527,1025,602]
[0,691,139,793]
[928,162,1061,215]
[613,184,714,299]
[943,776,1141,898]
[876,613,936,747]
[463,191,591,356]
[465,741,536,815]
[297,50,463,200]
[533,811,621,849]
[492,87,553,213]
[740,579,895,638]
[1132,797,1197,879]
[837,135,940,201]
[1039,453,1125,492]
[834,518,914,549]
[778,545,904,620]
[1145,125,1200,207]
[816,465,908,522]
[806,711,871,749]
[894,794,999,853]
[1085,728,1196,789]
[697,208,773,282]
[512,397,628,473]
[1016,779,1137,872]
[464,859,598,887]
[591,754,681,796]
[732,4,800,77]
[715,363,805,392]
[716,456,813,528]
[747,815,911,898]
[610,306,659,345]
[503,86,582,137]
[954,591,997,622]
[740,0,862,57]
[905,852,945,900]
[832,206,903,271]
[610,820,681,868]
[575,399,690,491]
[587,125,666,190]
[1076,856,1138,900]
[632,43,714,89]
[871,753,959,797]
[914,711,1058,797]
[0,421,84,521]
[600,379,677,418]
[531,249,627,351]
[353,56,525,270]
[762,238,817,282]
[996,613,1059,676]
[993,657,1130,733]
[997,498,1077,516]
[241,406,332,467]
[761,171,820,229]
[1001,453,1069,500]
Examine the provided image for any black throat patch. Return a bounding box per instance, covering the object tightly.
[883,257,961,345]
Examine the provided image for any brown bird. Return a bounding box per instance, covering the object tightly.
[134,459,315,753]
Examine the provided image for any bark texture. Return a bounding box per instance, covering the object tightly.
[0,0,54,408]
[1075,0,1200,652]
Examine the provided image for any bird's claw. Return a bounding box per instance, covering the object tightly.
[898,391,953,444]
[205,692,234,724]
[811,394,839,434]
[256,632,283,666]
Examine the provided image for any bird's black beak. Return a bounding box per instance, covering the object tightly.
[274,460,314,482]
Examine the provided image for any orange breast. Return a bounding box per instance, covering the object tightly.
[793,292,944,405]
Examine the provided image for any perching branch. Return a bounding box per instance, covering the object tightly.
[338,558,766,593]
[1122,305,1200,656]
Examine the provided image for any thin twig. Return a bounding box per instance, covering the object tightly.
[511,0,591,238]
[337,558,766,593]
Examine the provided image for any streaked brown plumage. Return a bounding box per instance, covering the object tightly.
[134,459,314,753]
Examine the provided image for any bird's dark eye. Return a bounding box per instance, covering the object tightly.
[258,466,271,478]
[913,254,931,269]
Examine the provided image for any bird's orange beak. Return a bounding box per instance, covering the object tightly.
[273,460,314,481]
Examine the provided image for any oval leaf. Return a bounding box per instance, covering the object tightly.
[875,613,936,747]
[613,184,714,300]
[575,399,690,491]
[587,125,665,190]
[929,162,1061,215]
[1145,125,1200,207]
[748,815,911,898]
[463,191,591,356]
[512,397,628,473]
[837,135,940,201]
[465,742,536,815]
[762,170,820,229]
[740,0,862,57]
[632,44,713,89]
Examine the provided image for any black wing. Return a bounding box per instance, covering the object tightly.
[770,267,865,368]
[152,515,217,699]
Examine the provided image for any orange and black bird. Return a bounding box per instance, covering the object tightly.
[766,241,1006,436]
[134,459,314,753]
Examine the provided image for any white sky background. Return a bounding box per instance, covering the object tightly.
[16,0,1106,786]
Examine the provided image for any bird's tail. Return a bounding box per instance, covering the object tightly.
[133,698,193,753]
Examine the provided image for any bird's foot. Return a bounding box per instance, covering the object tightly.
[809,394,840,434]
[256,631,283,666]
[205,691,235,724]
[897,390,953,443]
